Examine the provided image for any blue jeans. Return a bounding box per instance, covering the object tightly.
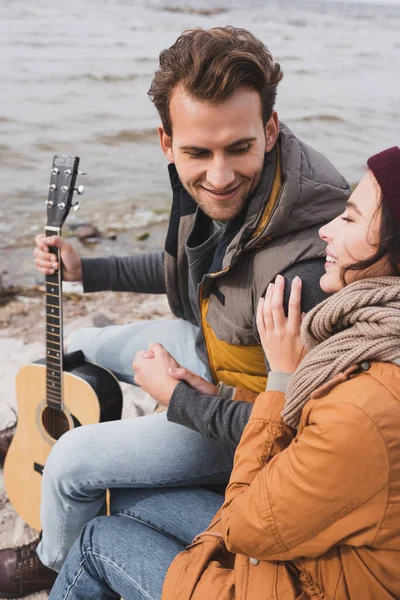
[37,318,233,571]
[67,317,211,384]
[48,487,224,600]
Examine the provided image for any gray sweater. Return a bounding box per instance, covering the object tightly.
[82,252,327,449]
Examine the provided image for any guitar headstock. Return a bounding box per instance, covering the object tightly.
[46,156,84,229]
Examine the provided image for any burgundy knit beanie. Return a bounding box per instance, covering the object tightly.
[367,146,400,224]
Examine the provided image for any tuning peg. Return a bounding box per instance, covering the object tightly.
[48,184,56,191]
[78,171,87,176]
[74,185,84,195]
[45,200,54,207]
[72,201,81,212]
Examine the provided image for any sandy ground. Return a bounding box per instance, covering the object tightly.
[0,288,172,599]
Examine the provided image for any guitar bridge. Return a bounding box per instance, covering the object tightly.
[34,462,44,476]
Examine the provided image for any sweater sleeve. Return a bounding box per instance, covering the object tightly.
[221,383,389,561]
[253,258,328,367]
[167,381,253,449]
[280,258,328,314]
[81,251,165,293]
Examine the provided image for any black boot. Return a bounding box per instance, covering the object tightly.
[0,422,16,465]
[0,538,57,598]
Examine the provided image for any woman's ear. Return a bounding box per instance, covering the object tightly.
[158,126,174,162]
[265,111,279,153]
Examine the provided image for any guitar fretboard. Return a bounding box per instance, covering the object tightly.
[45,227,64,410]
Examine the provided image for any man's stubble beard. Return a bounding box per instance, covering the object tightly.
[193,188,249,222]
[182,171,263,223]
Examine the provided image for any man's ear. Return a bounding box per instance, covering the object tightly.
[265,111,279,153]
[158,126,174,162]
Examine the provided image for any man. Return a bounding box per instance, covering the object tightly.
[0,26,349,597]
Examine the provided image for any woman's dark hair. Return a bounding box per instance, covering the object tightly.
[148,26,283,137]
[341,197,400,285]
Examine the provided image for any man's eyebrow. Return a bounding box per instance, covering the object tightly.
[346,200,363,216]
[179,137,257,151]
[227,137,257,147]
[179,145,208,151]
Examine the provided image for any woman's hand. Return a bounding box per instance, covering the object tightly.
[133,343,180,406]
[256,274,306,373]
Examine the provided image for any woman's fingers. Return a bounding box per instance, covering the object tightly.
[256,275,306,372]
[287,277,302,332]
[260,276,303,335]
[262,282,274,332]
[256,298,266,340]
[270,275,285,329]
[257,282,275,342]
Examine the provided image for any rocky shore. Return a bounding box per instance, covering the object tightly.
[0,286,172,599]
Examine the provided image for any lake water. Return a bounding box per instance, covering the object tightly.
[1,0,399,285]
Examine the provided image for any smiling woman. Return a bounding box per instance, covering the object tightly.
[320,160,400,293]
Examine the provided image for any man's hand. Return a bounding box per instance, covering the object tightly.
[256,274,306,373]
[169,368,219,396]
[133,343,181,406]
[33,234,82,282]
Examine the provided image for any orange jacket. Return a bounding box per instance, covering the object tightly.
[162,362,400,600]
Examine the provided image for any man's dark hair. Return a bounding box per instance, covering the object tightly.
[148,26,283,137]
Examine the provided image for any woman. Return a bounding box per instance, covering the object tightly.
[49,146,400,600]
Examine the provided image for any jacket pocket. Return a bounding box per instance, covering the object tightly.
[162,535,235,600]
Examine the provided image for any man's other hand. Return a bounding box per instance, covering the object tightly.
[133,343,180,406]
[33,234,82,282]
[168,367,219,396]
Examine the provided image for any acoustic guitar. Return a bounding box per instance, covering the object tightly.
[4,155,123,531]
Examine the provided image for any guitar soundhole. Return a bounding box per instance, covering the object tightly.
[42,407,70,440]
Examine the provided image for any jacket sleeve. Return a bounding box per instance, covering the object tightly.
[81,251,166,293]
[221,385,389,561]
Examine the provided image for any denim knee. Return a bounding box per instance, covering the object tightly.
[79,516,103,554]
[67,327,93,355]
[43,427,95,495]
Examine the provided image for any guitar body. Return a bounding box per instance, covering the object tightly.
[4,358,122,532]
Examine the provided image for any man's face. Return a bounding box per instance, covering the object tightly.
[159,85,279,221]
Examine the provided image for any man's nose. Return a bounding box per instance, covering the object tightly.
[206,158,236,190]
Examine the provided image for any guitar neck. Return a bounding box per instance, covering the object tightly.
[45,226,64,411]
[43,154,83,410]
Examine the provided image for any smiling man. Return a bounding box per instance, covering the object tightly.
[0,26,351,598]
[159,84,278,221]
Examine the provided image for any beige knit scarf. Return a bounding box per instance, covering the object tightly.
[282,276,400,428]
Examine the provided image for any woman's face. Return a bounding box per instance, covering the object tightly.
[319,170,390,293]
